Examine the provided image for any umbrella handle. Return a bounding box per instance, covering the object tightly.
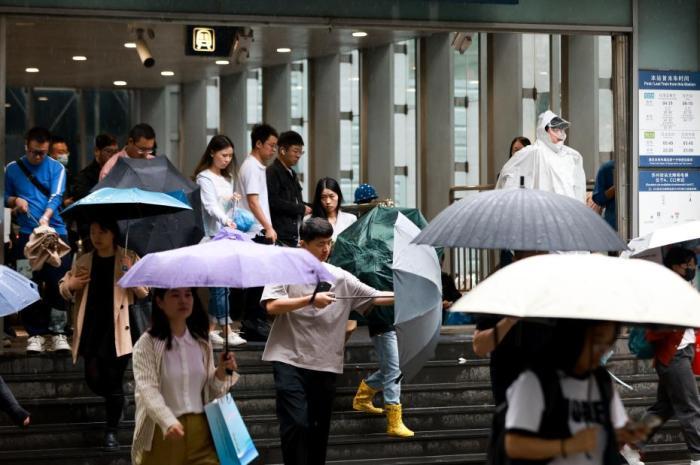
[223,323,234,375]
[122,221,130,272]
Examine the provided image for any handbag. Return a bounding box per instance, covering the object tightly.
[204,393,259,465]
[128,298,152,343]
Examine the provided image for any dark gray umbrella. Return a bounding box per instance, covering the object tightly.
[412,187,627,252]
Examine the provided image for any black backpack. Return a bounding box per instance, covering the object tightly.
[486,367,621,465]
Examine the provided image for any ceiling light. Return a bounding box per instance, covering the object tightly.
[113,80,127,86]
[124,42,137,48]
[276,47,291,53]
[25,67,39,73]
[161,70,175,76]
[4,103,11,108]
[215,60,230,65]
[72,55,87,61]
[37,96,49,102]
[352,31,368,38]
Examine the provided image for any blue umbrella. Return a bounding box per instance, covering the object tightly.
[62,187,192,222]
[0,265,40,317]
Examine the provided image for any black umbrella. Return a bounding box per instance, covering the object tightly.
[92,156,205,256]
[413,187,627,252]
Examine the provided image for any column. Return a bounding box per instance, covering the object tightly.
[419,34,454,220]
[309,54,341,184]
[566,35,599,179]
[0,16,6,339]
[263,64,291,133]
[362,45,395,200]
[221,72,248,165]
[181,80,207,175]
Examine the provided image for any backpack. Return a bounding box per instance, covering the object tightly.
[628,326,655,359]
[486,367,620,465]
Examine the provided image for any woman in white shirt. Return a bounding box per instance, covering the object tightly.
[131,288,237,465]
[309,177,357,241]
[192,135,246,347]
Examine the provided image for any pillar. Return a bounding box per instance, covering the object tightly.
[309,54,341,184]
[221,72,248,166]
[181,80,207,175]
[263,64,291,135]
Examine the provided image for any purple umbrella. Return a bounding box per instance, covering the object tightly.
[117,231,335,289]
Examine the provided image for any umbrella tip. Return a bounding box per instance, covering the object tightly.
[519,176,525,188]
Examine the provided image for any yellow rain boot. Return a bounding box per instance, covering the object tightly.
[352,380,384,415]
[385,403,414,438]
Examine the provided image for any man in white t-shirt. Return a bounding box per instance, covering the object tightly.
[239,123,278,243]
[261,217,394,465]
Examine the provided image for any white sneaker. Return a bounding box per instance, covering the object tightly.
[209,331,225,348]
[227,331,247,346]
[50,335,71,353]
[690,460,700,465]
[26,335,45,353]
[621,444,644,465]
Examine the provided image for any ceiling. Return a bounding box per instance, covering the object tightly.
[5,16,426,89]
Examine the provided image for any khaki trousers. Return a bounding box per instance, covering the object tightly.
[141,413,219,465]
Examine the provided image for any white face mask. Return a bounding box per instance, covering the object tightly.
[57,154,69,166]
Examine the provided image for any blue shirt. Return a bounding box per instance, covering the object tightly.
[4,155,67,235]
[592,160,616,231]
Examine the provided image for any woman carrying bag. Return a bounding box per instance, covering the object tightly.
[131,287,238,465]
[59,219,148,450]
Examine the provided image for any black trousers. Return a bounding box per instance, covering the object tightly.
[0,375,29,426]
[84,355,130,429]
[272,362,337,465]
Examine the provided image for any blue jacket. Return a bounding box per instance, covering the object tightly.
[592,160,616,231]
[4,155,67,235]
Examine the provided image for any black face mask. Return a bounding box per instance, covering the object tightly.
[684,268,696,282]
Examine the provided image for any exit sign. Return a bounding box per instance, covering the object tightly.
[185,26,236,57]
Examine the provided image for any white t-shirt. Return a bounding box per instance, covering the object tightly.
[239,154,271,229]
[506,369,628,465]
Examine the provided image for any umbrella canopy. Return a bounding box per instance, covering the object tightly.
[0,265,40,317]
[452,254,700,327]
[118,234,335,289]
[412,187,627,252]
[392,213,443,382]
[93,156,205,256]
[62,187,192,222]
[624,220,700,262]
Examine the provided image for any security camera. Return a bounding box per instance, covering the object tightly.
[136,28,155,68]
[233,27,254,65]
[451,32,473,54]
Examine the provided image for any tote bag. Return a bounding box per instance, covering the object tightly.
[204,393,259,465]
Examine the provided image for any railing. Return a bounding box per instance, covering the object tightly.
[448,184,496,292]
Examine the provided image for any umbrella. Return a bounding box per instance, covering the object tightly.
[93,156,205,256]
[412,187,627,252]
[451,254,700,327]
[392,213,442,382]
[623,220,700,262]
[118,232,335,289]
[23,225,71,271]
[0,265,40,317]
[61,187,192,222]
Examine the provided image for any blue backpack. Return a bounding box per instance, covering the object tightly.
[628,327,654,359]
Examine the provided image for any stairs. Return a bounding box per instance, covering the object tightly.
[0,329,695,464]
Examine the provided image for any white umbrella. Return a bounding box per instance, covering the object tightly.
[623,220,700,262]
[392,213,443,382]
[451,254,700,327]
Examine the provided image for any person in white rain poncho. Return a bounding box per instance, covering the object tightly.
[496,110,586,203]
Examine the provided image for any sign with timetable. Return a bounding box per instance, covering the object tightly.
[639,70,700,168]
[639,170,700,235]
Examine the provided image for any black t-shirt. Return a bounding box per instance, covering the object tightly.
[475,315,554,405]
[79,254,116,358]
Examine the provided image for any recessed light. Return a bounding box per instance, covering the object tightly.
[160,70,175,76]
[276,47,291,53]
[113,80,127,86]
[215,60,230,65]
[124,42,137,49]
[4,103,10,108]
[72,56,87,61]
[25,67,39,73]
[352,31,368,38]
[37,96,49,102]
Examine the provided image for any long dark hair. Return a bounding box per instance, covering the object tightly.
[148,288,209,349]
[509,136,531,159]
[312,177,344,219]
[191,135,236,181]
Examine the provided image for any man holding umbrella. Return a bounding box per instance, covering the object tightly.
[261,218,395,465]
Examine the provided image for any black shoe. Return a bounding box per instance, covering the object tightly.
[241,318,270,342]
[103,430,120,451]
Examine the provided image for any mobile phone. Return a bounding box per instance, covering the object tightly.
[315,282,332,293]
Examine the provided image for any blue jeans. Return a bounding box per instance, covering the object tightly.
[365,330,401,404]
[208,287,231,325]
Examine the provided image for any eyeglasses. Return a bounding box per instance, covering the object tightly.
[264,141,278,151]
[27,149,47,157]
[101,147,119,155]
[134,145,154,156]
